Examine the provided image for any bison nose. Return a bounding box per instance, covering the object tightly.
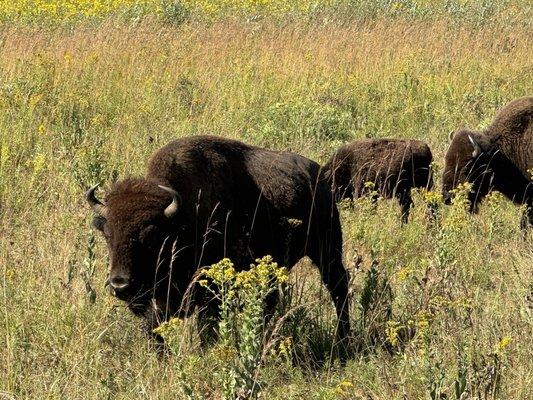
[109,275,131,293]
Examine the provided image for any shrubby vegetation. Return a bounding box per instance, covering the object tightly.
[0,1,531,398]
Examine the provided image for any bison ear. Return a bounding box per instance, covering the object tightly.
[468,135,482,158]
[92,215,106,232]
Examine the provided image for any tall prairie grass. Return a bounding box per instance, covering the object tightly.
[0,5,532,399]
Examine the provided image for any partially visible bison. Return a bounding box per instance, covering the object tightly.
[442,96,533,228]
[86,135,350,347]
[323,139,433,222]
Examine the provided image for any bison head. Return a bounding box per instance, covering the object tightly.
[85,179,186,316]
[442,130,497,210]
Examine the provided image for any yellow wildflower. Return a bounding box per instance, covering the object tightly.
[33,153,46,174]
[364,181,375,189]
[335,380,354,397]
[386,320,402,347]
[496,336,512,353]
[153,317,181,344]
[423,190,443,206]
[396,266,411,281]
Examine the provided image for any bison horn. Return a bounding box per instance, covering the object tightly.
[86,184,108,218]
[159,185,180,219]
[468,134,482,158]
[448,130,455,141]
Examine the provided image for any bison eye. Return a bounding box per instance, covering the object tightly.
[139,224,158,243]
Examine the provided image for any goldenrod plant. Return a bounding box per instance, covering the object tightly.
[156,257,288,399]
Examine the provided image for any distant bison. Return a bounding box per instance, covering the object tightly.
[442,96,532,228]
[323,139,433,222]
[86,135,350,346]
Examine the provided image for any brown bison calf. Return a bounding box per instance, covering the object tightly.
[442,96,532,229]
[324,139,433,222]
[86,135,350,348]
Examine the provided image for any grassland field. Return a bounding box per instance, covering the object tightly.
[0,1,532,399]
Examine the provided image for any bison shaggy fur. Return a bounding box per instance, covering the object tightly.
[323,138,433,222]
[87,135,350,346]
[442,96,533,228]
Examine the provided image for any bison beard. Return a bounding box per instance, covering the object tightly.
[442,96,533,228]
[86,135,351,349]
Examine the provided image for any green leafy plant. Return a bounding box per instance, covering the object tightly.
[201,257,288,399]
[156,256,288,399]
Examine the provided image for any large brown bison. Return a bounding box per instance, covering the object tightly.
[86,135,350,346]
[323,139,433,222]
[442,96,532,228]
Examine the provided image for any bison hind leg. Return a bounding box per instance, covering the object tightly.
[306,248,351,360]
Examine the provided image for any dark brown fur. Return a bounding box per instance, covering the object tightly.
[323,139,433,222]
[90,135,350,346]
[442,96,533,228]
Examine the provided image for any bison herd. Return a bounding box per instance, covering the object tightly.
[86,96,532,352]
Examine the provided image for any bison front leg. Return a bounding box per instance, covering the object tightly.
[196,303,219,347]
[308,212,352,359]
[195,289,222,347]
[398,191,413,224]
